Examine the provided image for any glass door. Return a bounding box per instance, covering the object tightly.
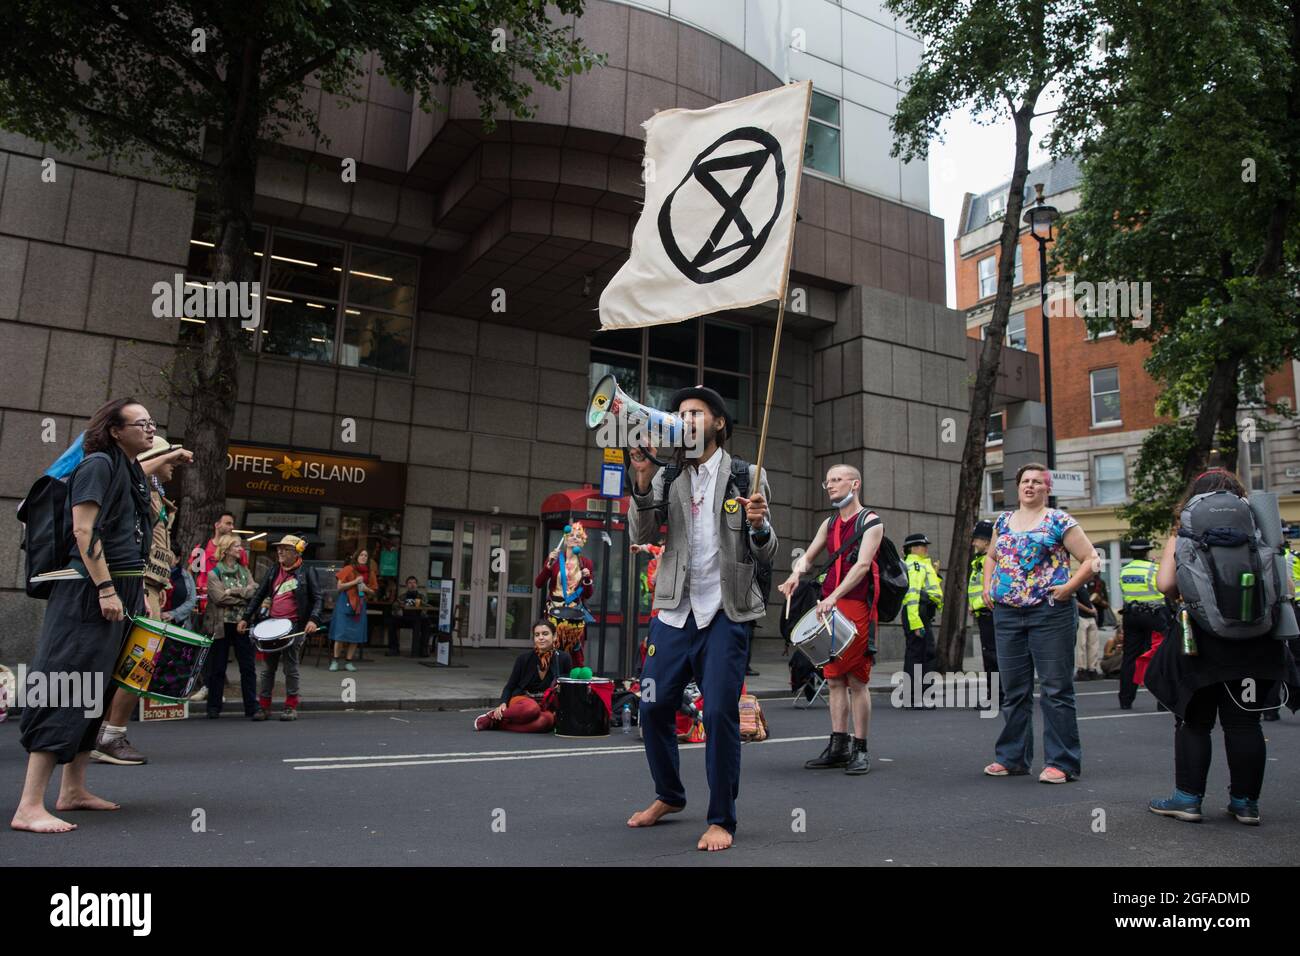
[432,515,538,648]
[501,523,538,647]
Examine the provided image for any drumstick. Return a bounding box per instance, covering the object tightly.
[785,593,791,620]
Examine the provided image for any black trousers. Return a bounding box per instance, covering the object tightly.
[1175,682,1270,800]
[903,621,937,706]
[974,610,1003,707]
[388,613,429,656]
[205,621,259,716]
[1120,606,1166,706]
[20,575,144,763]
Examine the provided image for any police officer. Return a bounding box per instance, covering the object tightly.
[902,533,943,708]
[967,521,1001,705]
[1118,539,1169,710]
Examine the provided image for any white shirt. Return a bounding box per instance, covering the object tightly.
[659,449,724,630]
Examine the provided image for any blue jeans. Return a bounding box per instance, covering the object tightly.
[639,611,750,834]
[992,600,1081,776]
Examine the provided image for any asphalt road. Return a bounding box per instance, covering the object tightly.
[3,684,1297,867]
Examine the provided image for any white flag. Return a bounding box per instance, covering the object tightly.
[599,81,811,330]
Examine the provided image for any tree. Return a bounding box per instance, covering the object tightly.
[0,0,600,553]
[1050,0,1300,537]
[888,0,1101,670]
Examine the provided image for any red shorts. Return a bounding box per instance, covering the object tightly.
[822,598,875,683]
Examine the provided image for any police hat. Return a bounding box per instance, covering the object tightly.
[903,533,930,549]
[1127,538,1154,553]
[971,521,994,541]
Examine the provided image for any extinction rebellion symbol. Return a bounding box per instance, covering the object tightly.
[657,127,786,284]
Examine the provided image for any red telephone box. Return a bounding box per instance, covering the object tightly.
[540,485,662,677]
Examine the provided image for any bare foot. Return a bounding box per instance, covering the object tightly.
[10,807,78,833]
[697,824,733,852]
[55,792,120,812]
[627,799,684,828]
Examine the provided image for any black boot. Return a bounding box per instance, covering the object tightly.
[804,732,851,769]
[844,738,871,776]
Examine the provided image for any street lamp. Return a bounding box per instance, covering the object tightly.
[1023,182,1061,499]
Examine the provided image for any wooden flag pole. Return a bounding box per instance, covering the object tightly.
[752,293,787,482]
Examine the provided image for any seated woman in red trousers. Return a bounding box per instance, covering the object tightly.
[474,620,573,732]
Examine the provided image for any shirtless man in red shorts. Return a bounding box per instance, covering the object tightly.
[778,464,884,775]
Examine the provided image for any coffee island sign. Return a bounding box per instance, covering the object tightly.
[226,444,407,508]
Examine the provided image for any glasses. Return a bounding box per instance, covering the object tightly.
[123,420,158,431]
[821,479,857,489]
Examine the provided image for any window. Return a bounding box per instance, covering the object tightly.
[1090,367,1121,425]
[804,91,841,177]
[986,194,1006,221]
[1240,433,1267,492]
[1094,453,1127,505]
[978,256,996,298]
[1006,313,1027,350]
[183,211,266,350]
[183,209,418,374]
[987,411,1004,444]
[340,245,418,373]
[590,318,753,426]
[984,469,1005,512]
[1013,245,1023,287]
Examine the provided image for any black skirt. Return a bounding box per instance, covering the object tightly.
[1144,617,1300,719]
[19,575,144,763]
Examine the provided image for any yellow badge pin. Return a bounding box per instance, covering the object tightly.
[723,499,740,514]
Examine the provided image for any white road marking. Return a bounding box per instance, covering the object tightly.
[288,735,831,771]
[288,708,1165,772]
[1078,711,1168,721]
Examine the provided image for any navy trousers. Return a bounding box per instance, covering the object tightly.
[639,610,750,834]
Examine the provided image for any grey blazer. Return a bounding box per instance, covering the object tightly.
[628,449,778,624]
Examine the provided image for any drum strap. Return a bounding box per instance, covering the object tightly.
[557,556,583,606]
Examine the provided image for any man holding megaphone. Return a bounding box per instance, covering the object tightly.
[624,385,777,852]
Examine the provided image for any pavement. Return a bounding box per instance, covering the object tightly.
[4,679,1297,867]
[196,637,987,712]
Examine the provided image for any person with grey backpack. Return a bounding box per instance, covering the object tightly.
[1145,469,1300,826]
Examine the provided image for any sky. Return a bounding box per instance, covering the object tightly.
[926,95,1059,308]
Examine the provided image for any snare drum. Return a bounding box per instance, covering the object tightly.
[251,618,298,653]
[790,606,860,667]
[554,677,614,738]
[113,616,213,704]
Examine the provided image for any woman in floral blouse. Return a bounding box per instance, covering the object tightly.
[981,463,1101,783]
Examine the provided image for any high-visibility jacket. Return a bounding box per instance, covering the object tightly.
[1288,550,1300,599]
[903,554,943,630]
[968,553,987,613]
[1119,559,1162,607]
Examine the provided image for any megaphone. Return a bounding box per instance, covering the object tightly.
[587,374,684,466]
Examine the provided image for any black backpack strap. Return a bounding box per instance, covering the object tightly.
[816,510,877,574]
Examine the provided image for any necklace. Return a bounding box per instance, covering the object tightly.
[690,471,709,517]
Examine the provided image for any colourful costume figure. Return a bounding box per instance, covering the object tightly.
[535,524,594,667]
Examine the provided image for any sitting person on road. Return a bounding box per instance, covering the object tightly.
[1100,628,1124,678]
[474,620,572,733]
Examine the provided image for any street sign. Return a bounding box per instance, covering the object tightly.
[600,463,624,499]
[604,447,625,465]
[1050,470,1086,497]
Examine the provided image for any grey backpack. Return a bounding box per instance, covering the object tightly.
[1174,491,1282,639]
